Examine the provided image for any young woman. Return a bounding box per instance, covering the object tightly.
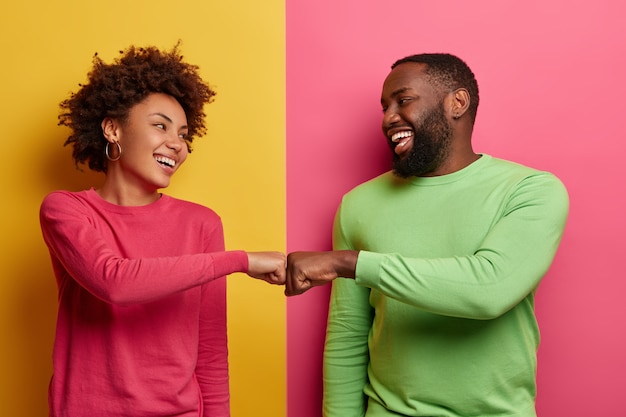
[40,44,286,417]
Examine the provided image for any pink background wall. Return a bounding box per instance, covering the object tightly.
[286,1,625,416]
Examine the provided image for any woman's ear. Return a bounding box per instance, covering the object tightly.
[101,117,120,143]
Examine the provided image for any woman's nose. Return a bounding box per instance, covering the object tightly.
[166,135,184,152]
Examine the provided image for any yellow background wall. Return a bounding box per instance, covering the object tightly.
[0,1,285,416]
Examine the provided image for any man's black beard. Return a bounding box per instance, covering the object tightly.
[391,103,453,178]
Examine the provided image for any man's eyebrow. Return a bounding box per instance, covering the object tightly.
[381,87,413,104]
[390,87,412,97]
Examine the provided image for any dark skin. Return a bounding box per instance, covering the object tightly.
[285,62,480,296]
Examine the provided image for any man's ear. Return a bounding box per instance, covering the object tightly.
[101,117,120,143]
[448,88,470,119]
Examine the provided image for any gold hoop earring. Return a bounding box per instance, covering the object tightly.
[105,141,122,161]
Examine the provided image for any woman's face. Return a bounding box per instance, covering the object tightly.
[106,93,189,194]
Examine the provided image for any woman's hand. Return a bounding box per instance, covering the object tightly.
[246,252,287,285]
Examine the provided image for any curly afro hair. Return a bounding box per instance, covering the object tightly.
[59,42,215,172]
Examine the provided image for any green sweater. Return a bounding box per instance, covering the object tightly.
[324,155,569,417]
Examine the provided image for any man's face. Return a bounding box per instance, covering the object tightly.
[380,63,453,178]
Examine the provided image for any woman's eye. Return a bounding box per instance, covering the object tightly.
[155,123,165,130]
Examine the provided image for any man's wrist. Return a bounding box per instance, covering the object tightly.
[335,250,359,279]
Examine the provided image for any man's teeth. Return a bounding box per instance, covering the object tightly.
[391,131,413,142]
[155,156,175,167]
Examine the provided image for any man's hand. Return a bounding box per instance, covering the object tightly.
[285,250,358,296]
[246,252,287,285]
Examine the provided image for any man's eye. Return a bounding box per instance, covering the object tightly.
[399,98,411,105]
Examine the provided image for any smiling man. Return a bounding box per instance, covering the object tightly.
[286,53,570,417]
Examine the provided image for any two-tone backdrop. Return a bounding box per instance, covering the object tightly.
[1,1,624,416]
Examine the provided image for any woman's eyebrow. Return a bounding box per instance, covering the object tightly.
[150,113,188,129]
[150,112,173,123]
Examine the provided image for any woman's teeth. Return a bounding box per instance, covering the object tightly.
[155,155,175,167]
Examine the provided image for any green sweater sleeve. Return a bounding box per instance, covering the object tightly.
[355,173,569,319]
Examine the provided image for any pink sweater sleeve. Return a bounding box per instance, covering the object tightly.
[40,191,248,305]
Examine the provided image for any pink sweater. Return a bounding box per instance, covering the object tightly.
[39,189,248,417]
